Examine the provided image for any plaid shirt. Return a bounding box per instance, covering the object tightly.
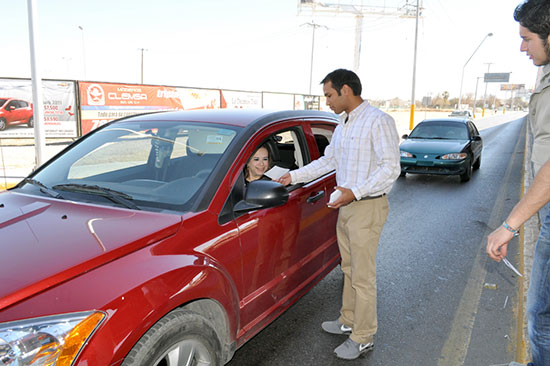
[290,100,400,199]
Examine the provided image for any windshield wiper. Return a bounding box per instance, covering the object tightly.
[22,178,64,199]
[52,183,140,210]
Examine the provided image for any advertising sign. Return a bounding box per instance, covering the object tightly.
[295,95,320,110]
[262,92,294,110]
[0,78,78,138]
[79,82,221,135]
[500,84,525,91]
[221,90,261,109]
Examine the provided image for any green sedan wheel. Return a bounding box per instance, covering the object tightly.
[460,157,472,183]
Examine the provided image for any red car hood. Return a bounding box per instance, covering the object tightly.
[0,192,182,309]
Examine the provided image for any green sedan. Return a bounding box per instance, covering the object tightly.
[399,118,483,182]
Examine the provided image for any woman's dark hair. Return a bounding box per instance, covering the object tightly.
[514,0,550,42]
[320,69,362,96]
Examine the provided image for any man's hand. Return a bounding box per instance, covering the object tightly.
[276,173,292,186]
[327,187,356,209]
[486,225,515,262]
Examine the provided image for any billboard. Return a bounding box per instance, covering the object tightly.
[262,92,294,109]
[79,82,221,134]
[221,90,262,109]
[294,95,321,110]
[500,84,525,91]
[0,78,78,138]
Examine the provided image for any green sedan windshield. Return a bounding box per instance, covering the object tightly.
[409,122,468,140]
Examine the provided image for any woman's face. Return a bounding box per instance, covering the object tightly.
[247,147,269,181]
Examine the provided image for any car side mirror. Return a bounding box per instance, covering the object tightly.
[472,135,481,141]
[402,134,409,139]
[233,180,289,213]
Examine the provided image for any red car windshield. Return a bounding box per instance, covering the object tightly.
[21,120,240,212]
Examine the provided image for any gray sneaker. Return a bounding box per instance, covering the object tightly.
[321,319,352,335]
[334,338,374,360]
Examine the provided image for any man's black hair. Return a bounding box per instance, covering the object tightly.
[514,0,550,42]
[320,69,362,96]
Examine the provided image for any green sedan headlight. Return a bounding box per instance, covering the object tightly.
[441,153,467,160]
[0,311,104,366]
[400,151,413,158]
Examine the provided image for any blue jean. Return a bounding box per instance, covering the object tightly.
[527,206,550,365]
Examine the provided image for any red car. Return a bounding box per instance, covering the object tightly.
[0,109,339,365]
[0,98,34,131]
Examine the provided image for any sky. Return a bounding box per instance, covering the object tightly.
[4,0,540,102]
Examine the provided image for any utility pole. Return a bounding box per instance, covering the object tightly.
[139,48,148,84]
[482,62,493,117]
[301,22,326,94]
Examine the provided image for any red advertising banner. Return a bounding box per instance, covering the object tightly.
[80,82,220,135]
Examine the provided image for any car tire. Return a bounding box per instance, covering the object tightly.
[399,171,406,177]
[460,157,472,183]
[122,308,221,366]
[27,117,34,128]
[473,155,481,170]
[0,118,6,131]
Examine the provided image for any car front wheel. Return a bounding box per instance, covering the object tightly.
[122,308,221,366]
[473,155,481,170]
[0,118,6,131]
[460,157,472,183]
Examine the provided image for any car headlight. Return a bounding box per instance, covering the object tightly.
[0,311,104,366]
[400,151,413,158]
[441,153,467,160]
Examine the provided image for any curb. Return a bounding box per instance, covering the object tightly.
[519,115,538,363]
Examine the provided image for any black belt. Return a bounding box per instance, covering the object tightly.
[358,193,386,201]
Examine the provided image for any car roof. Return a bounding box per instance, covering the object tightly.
[122,109,338,128]
[419,117,472,124]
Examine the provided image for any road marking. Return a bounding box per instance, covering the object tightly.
[438,120,525,366]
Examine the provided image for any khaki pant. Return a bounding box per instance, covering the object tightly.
[337,195,389,344]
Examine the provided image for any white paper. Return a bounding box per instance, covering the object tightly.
[329,189,342,204]
[502,257,523,277]
[264,165,290,180]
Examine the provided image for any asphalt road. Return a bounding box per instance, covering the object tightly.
[227,115,527,366]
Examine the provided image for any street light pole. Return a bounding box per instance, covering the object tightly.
[139,48,148,84]
[472,76,483,118]
[27,0,46,167]
[457,32,493,110]
[409,0,420,130]
[78,26,86,80]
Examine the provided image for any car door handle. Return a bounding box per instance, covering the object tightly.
[307,191,325,203]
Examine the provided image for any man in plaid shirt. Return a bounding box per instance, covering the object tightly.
[278,68,400,360]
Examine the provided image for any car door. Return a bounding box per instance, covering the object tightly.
[227,120,339,331]
[5,100,19,123]
[468,121,483,160]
